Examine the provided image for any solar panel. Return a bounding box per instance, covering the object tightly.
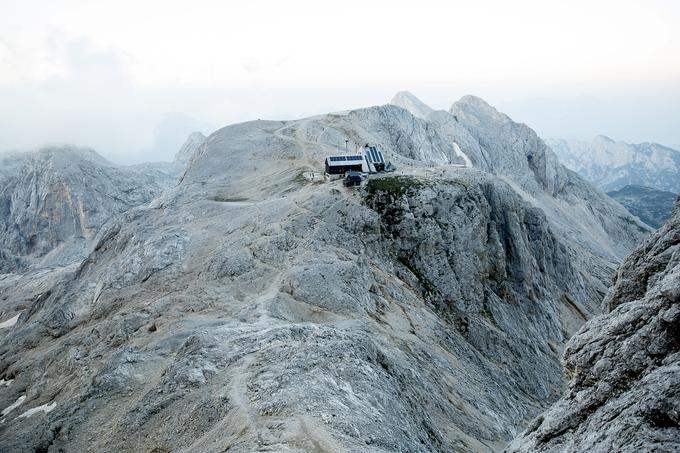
[377,151,384,162]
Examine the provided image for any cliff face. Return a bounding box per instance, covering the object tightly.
[0,147,176,272]
[507,199,680,452]
[363,173,606,413]
[396,95,651,261]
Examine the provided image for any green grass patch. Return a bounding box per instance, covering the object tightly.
[365,176,427,196]
[292,170,307,185]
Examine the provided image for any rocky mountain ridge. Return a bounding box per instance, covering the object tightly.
[546,135,680,193]
[0,94,652,452]
[173,132,207,164]
[394,93,650,260]
[0,146,183,273]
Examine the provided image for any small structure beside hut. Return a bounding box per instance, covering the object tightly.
[362,144,386,173]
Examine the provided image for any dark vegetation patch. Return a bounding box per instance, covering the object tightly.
[365,176,427,197]
[208,195,249,203]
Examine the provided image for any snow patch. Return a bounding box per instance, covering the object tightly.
[0,379,13,387]
[1,395,25,416]
[19,402,57,418]
[0,313,20,328]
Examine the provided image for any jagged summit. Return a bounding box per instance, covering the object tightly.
[0,145,114,171]
[547,136,680,192]
[455,94,492,107]
[451,95,510,124]
[389,90,434,119]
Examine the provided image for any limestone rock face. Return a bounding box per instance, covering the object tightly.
[0,173,601,452]
[411,93,651,261]
[449,95,568,195]
[506,199,680,453]
[0,147,176,272]
[0,97,654,452]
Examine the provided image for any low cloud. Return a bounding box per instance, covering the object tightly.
[0,36,217,164]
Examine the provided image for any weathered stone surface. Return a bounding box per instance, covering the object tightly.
[398,94,651,260]
[0,97,653,452]
[506,199,680,453]
[0,147,178,272]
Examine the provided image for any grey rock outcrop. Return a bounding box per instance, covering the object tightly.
[392,93,651,260]
[0,147,176,272]
[506,198,680,452]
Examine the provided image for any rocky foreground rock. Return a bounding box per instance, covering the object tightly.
[507,196,680,452]
[0,95,652,452]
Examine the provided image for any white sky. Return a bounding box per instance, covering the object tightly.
[1,0,679,163]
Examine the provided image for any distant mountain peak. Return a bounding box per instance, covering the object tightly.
[547,136,680,193]
[593,134,615,143]
[451,95,507,123]
[389,91,434,119]
[174,131,207,163]
[456,94,491,107]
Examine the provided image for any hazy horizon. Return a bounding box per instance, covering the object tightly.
[2,0,679,164]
